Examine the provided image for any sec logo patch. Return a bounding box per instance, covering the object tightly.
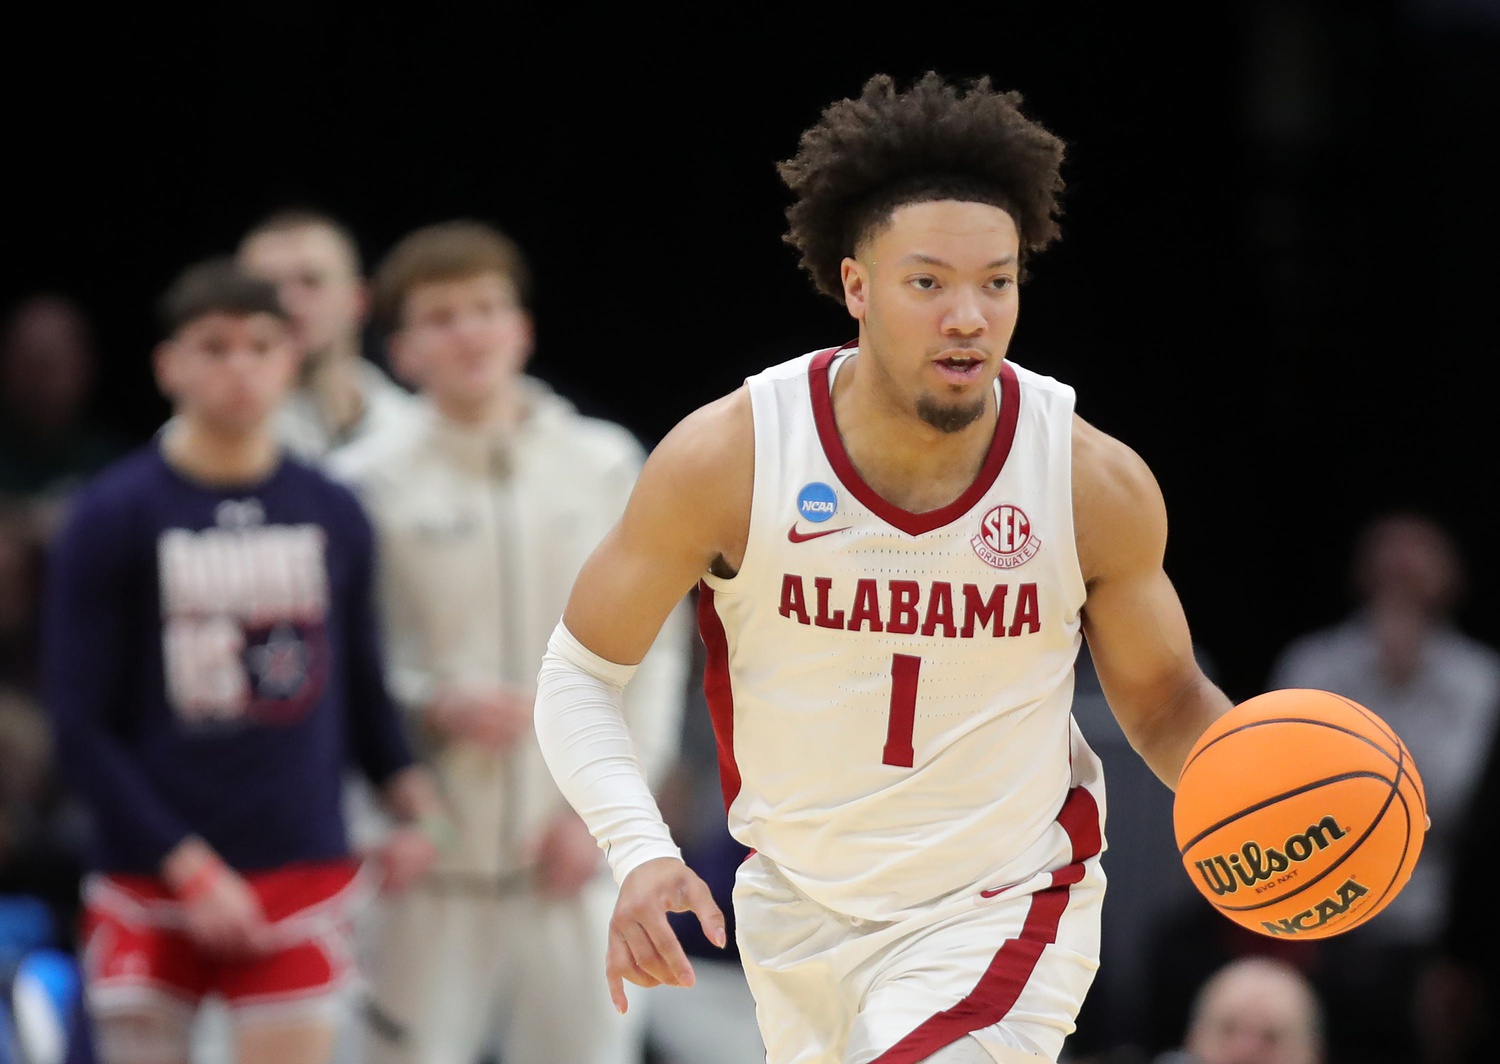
[971,504,1040,569]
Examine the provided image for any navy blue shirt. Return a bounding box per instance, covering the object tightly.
[42,443,414,875]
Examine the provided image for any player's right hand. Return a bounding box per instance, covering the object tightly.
[181,867,274,960]
[607,856,727,1015]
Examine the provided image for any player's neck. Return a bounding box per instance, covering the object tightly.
[833,357,996,512]
[161,416,280,487]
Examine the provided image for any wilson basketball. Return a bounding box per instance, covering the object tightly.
[1173,688,1426,940]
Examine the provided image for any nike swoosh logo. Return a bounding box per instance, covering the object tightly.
[979,886,1006,898]
[788,523,850,543]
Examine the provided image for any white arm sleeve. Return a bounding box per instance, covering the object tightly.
[535,620,683,884]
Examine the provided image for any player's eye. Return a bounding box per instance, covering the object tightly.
[909,276,939,291]
[989,276,1016,291]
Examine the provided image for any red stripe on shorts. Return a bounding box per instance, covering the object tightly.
[871,785,1100,1063]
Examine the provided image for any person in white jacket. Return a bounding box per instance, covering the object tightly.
[331,219,691,1064]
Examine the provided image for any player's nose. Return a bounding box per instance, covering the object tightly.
[942,288,987,336]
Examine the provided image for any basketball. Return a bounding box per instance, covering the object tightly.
[1173,688,1427,941]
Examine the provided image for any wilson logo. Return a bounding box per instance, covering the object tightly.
[1261,878,1371,936]
[1192,815,1348,896]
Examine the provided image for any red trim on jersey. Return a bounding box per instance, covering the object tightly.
[697,583,741,812]
[807,346,1021,536]
[1057,783,1103,863]
[871,787,1100,1062]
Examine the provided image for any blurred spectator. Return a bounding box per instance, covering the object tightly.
[237,208,418,462]
[1151,955,1325,1064]
[332,219,690,1064]
[1,689,87,957]
[0,518,41,695]
[0,294,126,547]
[42,258,445,1064]
[1265,510,1500,1064]
[1417,703,1500,1064]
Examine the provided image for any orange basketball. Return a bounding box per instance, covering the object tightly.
[1173,688,1427,941]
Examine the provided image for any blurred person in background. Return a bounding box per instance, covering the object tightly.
[1266,510,1500,1064]
[1417,701,1500,1064]
[42,258,448,1064]
[237,209,417,462]
[0,517,41,695]
[1,685,89,961]
[239,207,422,1064]
[332,219,691,1064]
[0,293,126,546]
[1149,956,1324,1064]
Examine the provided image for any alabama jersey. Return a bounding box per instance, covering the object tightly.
[699,345,1106,921]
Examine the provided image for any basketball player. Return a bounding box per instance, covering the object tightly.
[533,72,1237,1064]
[237,209,418,461]
[332,220,691,1064]
[42,258,447,1064]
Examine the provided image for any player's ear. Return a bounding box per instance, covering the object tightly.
[841,258,868,320]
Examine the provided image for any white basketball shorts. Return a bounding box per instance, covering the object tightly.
[732,851,1105,1064]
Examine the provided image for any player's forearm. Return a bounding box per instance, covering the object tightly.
[1126,672,1233,790]
[535,621,682,884]
[620,599,693,787]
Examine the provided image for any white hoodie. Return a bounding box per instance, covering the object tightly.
[331,378,690,883]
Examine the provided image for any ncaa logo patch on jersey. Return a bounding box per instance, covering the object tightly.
[795,482,838,523]
[971,504,1041,569]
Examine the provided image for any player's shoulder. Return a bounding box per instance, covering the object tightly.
[1071,414,1168,578]
[749,345,831,384]
[1006,356,1075,394]
[1071,414,1160,505]
[651,383,752,470]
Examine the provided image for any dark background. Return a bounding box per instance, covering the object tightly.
[6,1,1498,701]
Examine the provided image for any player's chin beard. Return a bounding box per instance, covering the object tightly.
[915,394,987,434]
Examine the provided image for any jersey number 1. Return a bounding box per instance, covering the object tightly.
[883,653,921,767]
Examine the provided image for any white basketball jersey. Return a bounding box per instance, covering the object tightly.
[700,345,1106,921]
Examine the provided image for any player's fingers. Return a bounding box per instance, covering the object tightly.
[619,919,688,988]
[606,931,661,1014]
[680,876,728,949]
[637,913,696,988]
[607,970,628,1016]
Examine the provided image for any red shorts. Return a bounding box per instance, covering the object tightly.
[81,859,368,1018]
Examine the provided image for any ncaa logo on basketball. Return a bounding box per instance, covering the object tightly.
[971,504,1040,569]
[796,482,838,524]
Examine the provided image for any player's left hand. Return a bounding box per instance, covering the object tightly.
[607,856,726,1015]
[529,809,603,898]
[374,824,440,894]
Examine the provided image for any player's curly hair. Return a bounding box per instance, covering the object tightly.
[777,72,1067,302]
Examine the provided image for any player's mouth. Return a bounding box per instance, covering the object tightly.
[932,351,986,384]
